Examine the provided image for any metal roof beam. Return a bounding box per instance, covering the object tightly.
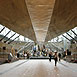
[62,35,71,42]
[0,27,5,33]
[71,30,77,36]
[8,35,20,44]
[66,32,77,42]
[0,30,11,41]
[4,33,16,43]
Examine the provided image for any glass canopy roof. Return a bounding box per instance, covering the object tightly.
[0,24,76,43]
[0,24,33,42]
[48,27,77,42]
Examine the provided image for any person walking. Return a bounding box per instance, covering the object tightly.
[49,52,52,62]
[58,53,61,61]
[54,52,58,66]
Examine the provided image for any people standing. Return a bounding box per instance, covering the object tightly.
[33,45,36,56]
[54,52,58,66]
[25,52,30,59]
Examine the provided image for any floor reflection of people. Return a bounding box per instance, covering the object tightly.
[54,67,60,77]
[54,66,59,71]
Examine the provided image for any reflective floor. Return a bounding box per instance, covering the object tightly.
[0,60,77,77]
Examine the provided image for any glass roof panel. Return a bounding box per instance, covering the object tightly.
[49,27,77,42]
[0,24,33,42]
[0,24,4,31]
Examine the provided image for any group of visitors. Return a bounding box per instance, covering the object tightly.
[33,44,49,57]
[32,44,62,66]
[17,44,62,66]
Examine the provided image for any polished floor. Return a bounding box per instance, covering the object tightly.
[0,59,77,77]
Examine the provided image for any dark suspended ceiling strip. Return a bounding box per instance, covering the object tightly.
[4,33,16,43]
[0,27,5,33]
[18,42,29,50]
[8,35,20,44]
[0,30,11,41]
[49,43,61,51]
[18,42,33,52]
[25,43,33,51]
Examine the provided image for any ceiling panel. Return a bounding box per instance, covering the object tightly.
[0,0,36,41]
